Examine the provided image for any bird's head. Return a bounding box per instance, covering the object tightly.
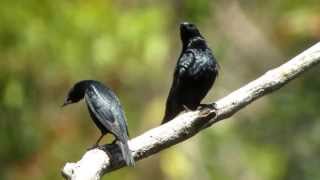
[180,22,202,46]
[62,81,88,107]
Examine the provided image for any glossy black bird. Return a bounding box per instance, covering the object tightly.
[62,80,135,166]
[162,22,219,124]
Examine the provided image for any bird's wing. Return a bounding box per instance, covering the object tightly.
[110,101,130,137]
[84,85,123,137]
[168,50,196,97]
[207,49,220,75]
[176,50,195,77]
[164,51,195,115]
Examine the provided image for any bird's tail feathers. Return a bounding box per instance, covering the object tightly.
[117,140,135,167]
[161,108,180,124]
[161,113,171,124]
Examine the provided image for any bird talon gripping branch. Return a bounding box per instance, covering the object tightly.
[198,102,217,110]
[87,144,99,151]
[182,105,192,112]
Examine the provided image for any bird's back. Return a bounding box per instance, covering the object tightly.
[64,80,134,166]
[162,38,218,124]
[84,81,129,139]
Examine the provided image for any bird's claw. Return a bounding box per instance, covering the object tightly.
[87,144,113,158]
[182,105,192,112]
[197,102,217,110]
[87,144,100,151]
[197,103,218,118]
[87,143,109,151]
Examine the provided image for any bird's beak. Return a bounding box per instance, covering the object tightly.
[180,22,190,27]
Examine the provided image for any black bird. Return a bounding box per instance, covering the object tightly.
[162,22,219,124]
[62,80,135,166]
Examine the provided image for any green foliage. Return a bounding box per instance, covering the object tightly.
[0,1,319,180]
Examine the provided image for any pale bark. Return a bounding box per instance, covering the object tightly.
[62,42,320,180]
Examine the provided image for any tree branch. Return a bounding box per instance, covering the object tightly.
[62,42,320,180]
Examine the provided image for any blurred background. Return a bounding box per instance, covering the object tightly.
[0,0,319,179]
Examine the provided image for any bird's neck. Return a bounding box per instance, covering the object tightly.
[185,37,207,50]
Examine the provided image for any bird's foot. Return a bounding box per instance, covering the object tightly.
[87,142,111,151]
[197,102,217,110]
[86,143,114,159]
[87,144,100,151]
[111,139,117,145]
[182,105,192,112]
[87,143,111,152]
[197,103,218,118]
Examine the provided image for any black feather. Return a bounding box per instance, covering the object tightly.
[63,80,135,166]
[162,22,219,124]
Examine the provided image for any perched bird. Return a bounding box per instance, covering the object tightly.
[62,80,135,166]
[162,22,219,124]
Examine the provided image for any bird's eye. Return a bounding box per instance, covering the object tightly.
[188,24,195,28]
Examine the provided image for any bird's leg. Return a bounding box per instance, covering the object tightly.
[111,139,117,144]
[95,133,105,145]
[87,134,105,150]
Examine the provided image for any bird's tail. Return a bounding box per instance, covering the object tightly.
[161,112,173,124]
[117,140,135,167]
[161,107,181,124]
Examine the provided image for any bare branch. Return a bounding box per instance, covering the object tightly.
[62,42,320,180]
